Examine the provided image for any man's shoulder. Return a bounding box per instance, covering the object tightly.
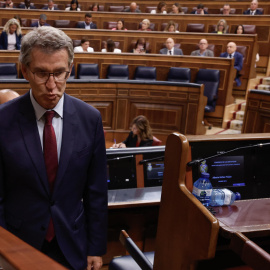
[220,52,227,57]
[76,22,84,28]
[160,48,167,53]
[243,9,250,14]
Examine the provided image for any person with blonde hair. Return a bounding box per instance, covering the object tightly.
[138,19,152,31]
[0,18,22,50]
[213,19,227,34]
[113,115,153,148]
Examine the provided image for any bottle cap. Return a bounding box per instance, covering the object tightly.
[235,192,241,200]
[201,172,210,178]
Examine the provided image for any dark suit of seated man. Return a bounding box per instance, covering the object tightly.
[31,14,50,27]
[18,0,36,9]
[123,2,141,13]
[160,38,183,55]
[220,42,243,86]
[243,0,263,15]
[190,3,208,14]
[191,39,214,57]
[0,26,107,270]
[42,0,59,10]
[77,13,97,29]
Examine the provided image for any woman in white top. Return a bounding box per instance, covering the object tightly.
[0,18,22,50]
[101,39,121,53]
[151,1,167,14]
[164,21,179,33]
[65,0,81,11]
[74,39,94,52]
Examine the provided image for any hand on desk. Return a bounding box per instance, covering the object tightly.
[112,142,127,148]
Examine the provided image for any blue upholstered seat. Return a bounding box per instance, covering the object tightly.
[134,66,156,81]
[167,67,191,83]
[195,69,220,113]
[77,64,99,79]
[107,64,129,80]
[67,65,75,80]
[0,63,17,79]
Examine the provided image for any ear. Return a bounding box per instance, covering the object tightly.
[67,63,73,80]
[21,64,30,81]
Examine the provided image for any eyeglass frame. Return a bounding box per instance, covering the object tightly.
[28,69,70,83]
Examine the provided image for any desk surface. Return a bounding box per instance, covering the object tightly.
[214,198,270,238]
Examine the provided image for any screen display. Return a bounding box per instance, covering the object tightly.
[144,160,164,187]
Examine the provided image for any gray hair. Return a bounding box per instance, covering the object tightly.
[19,27,74,67]
[4,18,21,36]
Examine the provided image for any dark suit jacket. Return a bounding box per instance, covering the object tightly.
[220,51,243,86]
[243,9,263,15]
[0,31,22,50]
[191,49,214,57]
[190,10,208,14]
[18,4,36,9]
[159,47,183,55]
[42,6,59,10]
[123,131,153,147]
[30,22,50,27]
[123,8,141,13]
[76,21,97,29]
[0,92,108,270]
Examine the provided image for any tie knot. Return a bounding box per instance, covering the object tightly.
[44,111,55,125]
[169,50,172,55]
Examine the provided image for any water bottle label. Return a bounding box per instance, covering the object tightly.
[192,186,212,203]
[223,188,232,205]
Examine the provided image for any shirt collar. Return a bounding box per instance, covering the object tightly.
[30,89,64,120]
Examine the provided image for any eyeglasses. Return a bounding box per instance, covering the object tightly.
[29,70,70,83]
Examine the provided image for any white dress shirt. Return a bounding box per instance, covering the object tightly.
[74,46,94,52]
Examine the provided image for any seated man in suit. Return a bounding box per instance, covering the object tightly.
[222,4,231,15]
[18,0,36,9]
[191,39,214,57]
[243,0,263,15]
[220,42,243,86]
[42,0,59,10]
[4,0,14,8]
[160,38,183,55]
[77,13,97,29]
[31,14,50,27]
[123,2,141,13]
[0,89,19,104]
[190,3,208,14]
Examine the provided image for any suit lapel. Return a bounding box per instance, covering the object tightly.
[18,92,50,195]
[53,94,77,194]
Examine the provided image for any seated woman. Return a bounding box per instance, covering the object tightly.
[151,1,167,14]
[132,38,149,54]
[102,39,121,53]
[170,3,184,14]
[113,115,153,148]
[138,19,152,31]
[164,20,179,33]
[74,38,94,52]
[235,24,244,34]
[212,19,227,34]
[0,18,22,50]
[90,3,99,11]
[65,0,80,11]
[112,19,127,30]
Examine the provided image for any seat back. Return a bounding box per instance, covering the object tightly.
[0,63,17,79]
[107,64,129,80]
[167,67,191,83]
[54,20,76,28]
[109,6,124,12]
[186,23,205,32]
[77,64,99,79]
[243,24,256,34]
[145,6,156,13]
[103,21,117,29]
[195,69,220,112]
[67,65,75,80]
[72,39,81,47]
[152,136,162,146]
[134,66,156,81]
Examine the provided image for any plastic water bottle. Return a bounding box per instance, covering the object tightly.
[192,172,212,206]
[209,189,241,206]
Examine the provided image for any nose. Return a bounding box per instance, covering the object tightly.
[45,74,56,89]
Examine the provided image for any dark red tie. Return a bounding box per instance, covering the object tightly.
[43,111,58,242]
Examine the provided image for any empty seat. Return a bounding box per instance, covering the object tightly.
[145,6,156,13]
[134,66,156,81]
[67,65,75,80]
[54,20,71,28]
[186,23,205,33]
[77,64,99,79]
[72,39,81,47]
[181,7,188,14]
[109,6,124,12]
[103,21,117,29]
[167,67,191,83]
[243,25,256,34]
[0,63,17,79]
[107,64,129,80]
[195,69,220,113]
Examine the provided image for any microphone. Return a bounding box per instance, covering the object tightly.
[139,156,164,165]
[107,155,134,161]
[187,142,270,167]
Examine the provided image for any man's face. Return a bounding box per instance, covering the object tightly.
[48,2,54,9]
[166,38,174,50]
[130,3,137,12]
[82,41,90,51]
[21,48,71,110]
[250,1,258,11]
[227,43,236,54]
[39,19,46,26]
[223,5,230,14]
[199,39,208,51]
[85,16,92,25]
[197,8,203,14]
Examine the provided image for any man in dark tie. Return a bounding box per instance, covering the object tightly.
[76,13,97,29]
[243,0,263,15]
[220,42,243,86]
[0,27,107,270]
[159,37,183,55]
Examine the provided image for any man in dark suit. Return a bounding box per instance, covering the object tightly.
[220,42,243,86]
[31,14,50,27]
[191,39,214,57]
[123,2,141,13]
[18,0,36,9]
[42,0,59,10]
[77,13,97,29]
[159,38,183,55]
[243,0,263,15]
[0,27,107,270]
[190,3,208,14]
